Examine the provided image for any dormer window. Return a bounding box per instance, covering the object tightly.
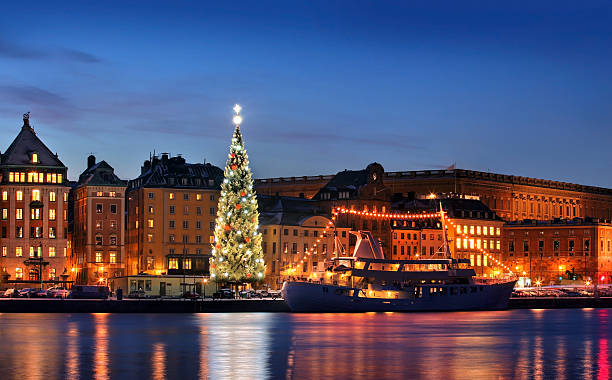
[31,152,38,164]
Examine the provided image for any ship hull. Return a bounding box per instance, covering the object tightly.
[281,281,516,313]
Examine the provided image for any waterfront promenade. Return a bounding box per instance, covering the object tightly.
[2,297,612,313]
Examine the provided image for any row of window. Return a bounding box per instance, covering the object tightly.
[455,225,501,236]
[508,239,612,253]
[4,208,64,221]
[148,234,213,244]
[393,232,442,241]
[168,258,192,269]
[2,226,64,239]
[94,191,117,197]
[456,238,501,251]
[2,190,67,202]
[148,192,215,201]
[8,172,63,184]
[95,220,118,229]
[148,205,215,216]
[167,248,204,255]
[144,220,215,230]
[95,235,118,246]
[12,267,58,280]
[264,228,347,238]
[96,204,118,213]
[94,251,118,263]
[393,245,439,256]
[1,246,67,257]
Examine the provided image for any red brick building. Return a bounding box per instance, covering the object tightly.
[71,155,127,284]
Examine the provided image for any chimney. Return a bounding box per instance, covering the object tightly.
[87,155,96,169]
[161,153,169,163]
[141,160,151,175]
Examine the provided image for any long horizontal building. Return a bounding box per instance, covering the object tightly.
[256,165,612,222]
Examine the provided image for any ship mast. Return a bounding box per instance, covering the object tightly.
[439,202,453,260]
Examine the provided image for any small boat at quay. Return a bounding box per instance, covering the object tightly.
[282,206,516,312]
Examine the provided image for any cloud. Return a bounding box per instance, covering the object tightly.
[0,39,47,59]
[59,48,102,63]
[0,37,101,63]
[0,85,68,107]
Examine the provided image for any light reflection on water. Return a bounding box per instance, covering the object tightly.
[0,309,610,379]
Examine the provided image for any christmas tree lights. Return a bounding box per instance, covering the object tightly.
[210,104,265,283]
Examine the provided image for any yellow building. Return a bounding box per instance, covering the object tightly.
[259,196,351,289]
[0,114,71,285]
[126,154,223,279]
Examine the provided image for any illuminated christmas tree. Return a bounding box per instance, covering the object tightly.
[210,104,265,283]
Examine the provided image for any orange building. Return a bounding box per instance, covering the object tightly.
[126,154,223,277]
[502,219,612,285]
[391,197,505,277]
[0,114,70,285]
[71,155,127,284]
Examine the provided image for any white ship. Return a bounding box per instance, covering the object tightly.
[281,207,516,312]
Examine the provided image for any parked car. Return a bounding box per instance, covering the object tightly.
[239,289,262,299]
[33,289,49,298]
[69,285,110,299]
[267,290,281,300]
[47,286,69,298]
[213,288,235,299]
[17,288,39,298]
[182,291,200,299]
[1,288,17,298]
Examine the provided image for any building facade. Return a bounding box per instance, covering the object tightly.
[259,196,350,289]
[0,114,70,284]
[126,154,223,277]
[256,166,612,222]
[502,219,612,285]
[71,155,127,284]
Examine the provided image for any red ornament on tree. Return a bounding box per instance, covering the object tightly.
[231,164,237,170]
[240,191,246,197]
[231,153,235,158]
[247,273,252,278]
[216,244,221,249]
[236,204,242,210]
[224,225,231,231]
[245,237,251,243]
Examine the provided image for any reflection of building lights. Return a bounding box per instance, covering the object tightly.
[427,193,436,199]
[535,280,541,287]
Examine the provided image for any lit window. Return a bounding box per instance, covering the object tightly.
[49,209,56,220]
[148,219,154,228]
[463,226,467,234]
[489,226,494,235]
[462,238,467,249]
[476,226,481,235]
[148,206,154,214]
[52,173,57,183]
[476,255,481,266]
[110,192,116,197]
[1,247,6,257]
[110,252,116,263]
[48,247,56,257]
[29,247,35,257]
[16,247,22,257]
[20,173,25,182]
[483,226,488,236]
[32,153,38,163]
[96,252,103,262]
[58,174,63,183]
[483,255,487,266]
[1,191,7,201]
[456,225,461,234]
[2,209,7,220]
[184,259,192,270]
[32,189,41,201]
[15,268,23,279]
[147,234,153,243]
[169,193,175,200]
[16,208,23,220]
[496,240,501,250]
[476,239,481,249]
[8,173,14,182]
[46,173,51,182]
[469,239,475,249]
[496,227,501,236]
[96,204,103,213]
[456,239,461,249]
[49,192,56,202]
[38,173,43,182]
[169,258,178,269]
[16,191,23,201]
[196,194,202,201]
[49,227,56,239]
[30,209,40,220]
[470,226,475,235]
[470,255,475,266]
[63,248,67,257]
[49,268,56,280]
[96,191,103,197]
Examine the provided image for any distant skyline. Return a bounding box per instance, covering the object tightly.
[1,1,611,187]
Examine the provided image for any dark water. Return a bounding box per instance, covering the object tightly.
[0,309,610,379]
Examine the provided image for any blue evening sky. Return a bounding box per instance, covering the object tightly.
[1,1,611,187]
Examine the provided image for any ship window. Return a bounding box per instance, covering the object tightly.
[451,287,457,295]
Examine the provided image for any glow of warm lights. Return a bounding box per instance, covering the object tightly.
[232,104,243,125]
